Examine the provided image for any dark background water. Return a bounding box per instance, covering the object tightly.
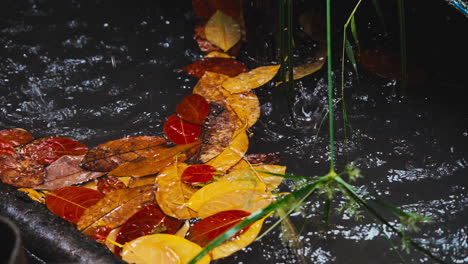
[1,0,467,263]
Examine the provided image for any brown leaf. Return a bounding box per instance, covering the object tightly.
[108,142,200,177]
[81,136,167,172]
[0,154,45,187]
[34,155,106,190]
[193,71,231,102]
[97,176,127,194]
[0,128,34,147]
[77,185,156,231]
[244,153,281,165]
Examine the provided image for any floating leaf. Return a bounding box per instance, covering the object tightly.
[293,59,326,80]
[163,114,201,145]
[205,10,241,52]
[205,51,232,58]
[45,186,104,223]
[156,162,197,219]
[192,0,217,19]
[81,136,167,172]
[193,72,231,102]
[245,153,280,165]
[97,176,126,194]
[115,204,182,256]
[128,175,157,188]
[187,210,251,247]
[194,21,223,53]
[206,129,248,173]
[181,164,217,184]
[222,65,280,93]
[18,188,47,203]
[192,0,242,19]
[224,159,285,192]
[0,139,16,156]
[0,154,45,187]
[20,137,87,165]
[77,185,156,231]
[0,128,34,147]
[35,155,106,190]
[121,234,211,264]
[183,58,248,78]
[176,94,210,125]
[225,92,260,129]
[187,180,272,218]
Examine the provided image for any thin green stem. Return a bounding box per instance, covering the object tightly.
[326,0,335,171]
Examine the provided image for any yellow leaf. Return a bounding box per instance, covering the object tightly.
[122,234,210,264]
[193,71,231,102]
[128,175,157,188]
[18,188,47,204]
[222,65,280,93]
[225,92,260,129]
[223,159,285,191]
[187,180,273,218]
[175,221,190,238]
[155,162,197,219]
[104,227,121,252]
[205,51,233,58]
[206,130,248,173]
[293,59,326,80]
[205,10,241,52]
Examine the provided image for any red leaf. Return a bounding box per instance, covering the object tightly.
[87,226,113,242]
[187,210,251,246]
[0,139,16,156]
[20,137,88,165]
[183,58,248,78]
[163,114,201,145]
[97,176,127,194]
[45,186,104,223]
[0,128,34,147]
[192,0,217,19]
[176,94,210,125]
[192,0,242,19]
[115,204,182,256]
[0,154,45,187]
[181,164,216,184]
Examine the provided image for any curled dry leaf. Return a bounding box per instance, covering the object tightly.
[176,94,210,125]
[97,176,126,194]
[77,184,156,231]
[81,136,167,172]
[163,114,201,145]
[205,10,241,52]
[222,65,280,93]
[187,180,272,218]
[0,128,34,147]
[225,92,260,129]
[20,137,87,165]
[108,141,200,177]
[206,129,248,173]
[0,154,45,187]
[45,186,104,223]
[224,159,285,192]
[121,234,211,264]
[156,162,198,219]
[0,139,16,156]
[34,155,106,190]
[193,72,231,102]
[183,58,248,78]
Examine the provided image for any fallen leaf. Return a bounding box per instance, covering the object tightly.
[155,162,198,219]
[20,137,87,165]
[224,159,285,192]
[81,136,167,172]
[225,92,260,129]
[192,0,242,19]
[121,234,211,264]
[192,0,216,19]
[0,128,34,146]
[86,226,113,243]
[18,188,47,203]
[108,141,200,177]
[176,94,210,125]
[205,10,241,52]
[128,175,157,188]
[194,21,223,53]
[205,51,233,58]
[193,71,231,102]
[244,153,281,165]
[175,221,190,237]
[206,129,249,173]
[0,154,45,187]
[181,164,217,184]
[97,176,127,194]
[163,114,201,145]
[77,185,156,231]
[183,58,248,78]
[34,155,106,190]
[45,186,104,223]
[293,59,326,80]
[222,65,280,93]
[104,227,121,252]
[0,139,16,156]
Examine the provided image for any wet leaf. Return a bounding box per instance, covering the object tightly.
[222,65,280,93]
[175,221,190,237]
[45,186,104,223]
[192,0,242,19]
[0,154,45,187]
[193,72,231,102]
[18,188,47,203]
[0,128,34,147]
[205,51,232,58]
[187,210,251,247]
[104,227,121,252]
[205,10,241,52]
[20,137,87,165]
[194,21,223,53]
[224,159,285,192]
[188,180,272,218]
[206,129,248,173]
[77,185,156,231]
[97,176,126,194]
[87,226,113,243]
[128,175,157,188]
[81,136,167,172]
[115,204,182,256]
[35,155,106,190]
[163,114,201,145]
[244,153,280,165]
[176,94,210,125]
[0,139,16,156]
[181,164,217,184]
[156,162,198,219]
[192,0,217,19]
[183,58,248,78]
[293,59,326,80]
[225,92,260,129]
[108,141,200,177]
[122,234,211,264]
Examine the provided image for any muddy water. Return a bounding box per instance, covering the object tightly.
[1,0,467,263]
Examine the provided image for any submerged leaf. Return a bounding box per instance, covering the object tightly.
[225,92,260,129]
[183,58,248,78]
[0,154,45,187]
[163,115,201,145]
[222,65,280,93]
[20,137,87,165]
[205,10,241,52]
[193,72,231,102]
[206,129,249,173]
[176,94,210,125]
[0,128,34,147]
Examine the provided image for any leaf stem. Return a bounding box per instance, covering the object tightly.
[326,0,335,171]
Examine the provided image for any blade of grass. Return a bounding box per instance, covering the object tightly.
[350,16,360,51]
[326,0,335,171]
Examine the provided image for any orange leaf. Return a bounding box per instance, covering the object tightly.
[20,137,88,165]
[193,72,231,102]
[183,58,248,78]
[0,128,34,147]
[176,94,210,125]
[97,176,126,194]
[0,154,45,187]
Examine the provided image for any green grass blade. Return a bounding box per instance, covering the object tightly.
[326,0,335,171]
[345,37,358,77]
[350,15,360,50]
